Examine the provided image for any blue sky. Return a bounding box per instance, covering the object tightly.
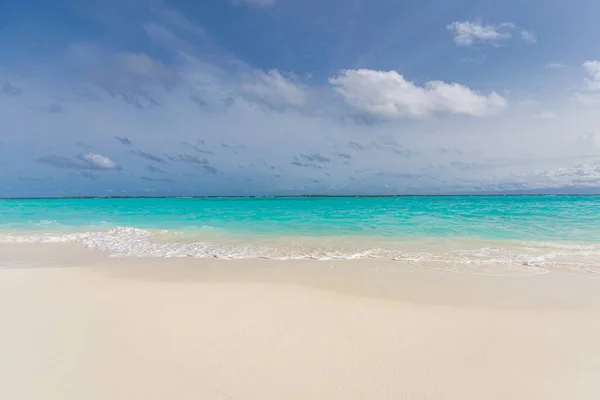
[1,0,600,196]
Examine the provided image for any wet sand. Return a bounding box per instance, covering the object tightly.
[1,243,600,399]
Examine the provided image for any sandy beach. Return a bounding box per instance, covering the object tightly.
[1,243,600,400]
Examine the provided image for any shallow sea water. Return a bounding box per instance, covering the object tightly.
[1,196,600,275]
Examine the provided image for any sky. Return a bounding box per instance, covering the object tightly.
[1,0,600,197]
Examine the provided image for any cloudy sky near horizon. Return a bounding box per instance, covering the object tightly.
[1,0,600,196]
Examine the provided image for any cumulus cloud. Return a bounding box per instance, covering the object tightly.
[583,61,600,91]
[37,153,121,170]
[329,69,506,118]
[80,153,120,169]
[447,20,535,46]
[572,62,600,105]
[242,69,307,107]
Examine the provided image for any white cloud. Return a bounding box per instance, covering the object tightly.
[329,69,506,119]
[231,0,275,7]
[527,162,600,187]
[34,153,121,171]
[573,61,600,105]
[447,20,536,46]
[242,69,308,107]
[583,61,600,91]
[447,20,514,46]
[520,30,537,44]
[80,153,121,170]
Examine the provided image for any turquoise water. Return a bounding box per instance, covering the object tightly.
[1,196,600,275]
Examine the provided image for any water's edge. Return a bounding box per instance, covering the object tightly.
[2,197,600,276]
[2,227,600,276]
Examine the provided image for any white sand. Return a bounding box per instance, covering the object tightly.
[1,243,600,400]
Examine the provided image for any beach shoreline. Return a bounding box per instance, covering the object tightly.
[2,243,600,399]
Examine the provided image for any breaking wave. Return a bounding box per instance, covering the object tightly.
[2,227,600,276]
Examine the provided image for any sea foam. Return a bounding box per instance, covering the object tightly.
[2,227,600,276]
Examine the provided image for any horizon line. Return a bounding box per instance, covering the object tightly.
[2,194,600,200]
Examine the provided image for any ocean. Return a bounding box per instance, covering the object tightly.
[1,196,600,275]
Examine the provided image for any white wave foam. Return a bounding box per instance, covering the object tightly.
[38,220,59,226]
[1,227,599,276]
[525,241,600,251]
